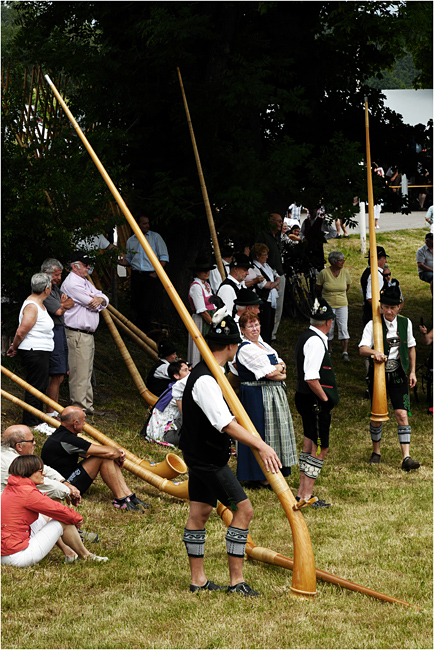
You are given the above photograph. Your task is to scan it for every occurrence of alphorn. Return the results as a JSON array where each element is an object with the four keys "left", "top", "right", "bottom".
[
  {"left": 1, "top": 388, "right": 188, "bottom": 500},
  {"left": 45, "top": 74, "right": 317, "bottom": 598},
  {"left": 106, "top": 304, "right": 158, "bottom": 352},
  {"left": 364, "top": 98, "right": 388, "bottom": 423},
  {"left": 177, "top": 67, "right": 225, "bottom": 285},
  {"left": 87, "top": 275, "right": 158, "bottom": 404},
  {"left": 217, "top": 505, "right": 419, "bottom": 610},
  {"left": 1, "top": 365, "right": 185, "bottom": 479},
  {"left": 110, "top": 312, "right": 159, "bottom": 360}
]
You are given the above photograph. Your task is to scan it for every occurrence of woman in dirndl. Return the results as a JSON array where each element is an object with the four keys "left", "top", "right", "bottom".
[
  {"left": 187, "top": 256, "right": 216, "bottom": 367},
  {"left": 235, "top": 310, "right": 298, "bottom": 488}
]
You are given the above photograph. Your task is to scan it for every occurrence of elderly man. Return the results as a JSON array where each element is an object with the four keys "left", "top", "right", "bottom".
[
  {"left": 121, "top": 215, "right": 169, "bottom": 334},
  {"left": 294, "top": 298, "right": 339, "bottom": 510},
  {"left": 41, "top": 258, "right": 74, "bottom": 419},
  {"left": 359, "top": 285, "right": 419, "bottom": 471},
  {"left": 416, "top": 232, "right": 433, "bottom": 294},
  {"left": 41, "top": 406, "right": 149, "bottom": 511},
  {"left": 217, "top": 254, "right": 252, "bottom": 316},
  {"left": 60, "top": 252, "right": 108, "bottom": 416}
]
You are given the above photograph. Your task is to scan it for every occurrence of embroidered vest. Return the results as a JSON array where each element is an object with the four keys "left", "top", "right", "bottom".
[
  {"left": 295, "top": 329, "right": 339, "bottom": 406},
  {"left": 382, "top": 315, "right": 409, "bottom": 373}
]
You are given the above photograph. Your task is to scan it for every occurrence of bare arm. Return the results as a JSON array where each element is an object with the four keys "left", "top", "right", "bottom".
[
  {"left": 53, "top": 294, "right": 75, "bottom": 316},
  {"left": 359, "top": 344, "right": 387, "bottom": 363},
  {"left": 408, "top": 346, "right": 417, "bottom": 388},
  {"left": 85, "top": 443, "right": 126, "bottom": 466},
  {"left": 7, "top": 304, "right": 38, "bottom": 357},
  {"left": 306, "top": 378, "right": 329, "bottom": 402},
  {"left": 223, "top": 420, "right": 282, "bottom": 474}
]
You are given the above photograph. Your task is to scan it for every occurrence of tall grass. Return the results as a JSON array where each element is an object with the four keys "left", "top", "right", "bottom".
[{"left": 1, "top": 228, "right": 432, "bottom": 649}]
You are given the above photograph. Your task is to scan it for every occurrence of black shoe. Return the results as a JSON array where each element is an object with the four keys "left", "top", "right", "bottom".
[
  {"left": 113, "top": 496, "right": 143, "bottom": 512},
  {"left": 227, "top": 582, "right": 259, "bottom": 597},
  {"left": 190, "top": 580, "right": 226, "bottom": 593},
  {"left": 311, "top": 499, "right": 331, "bottom": 509},
  {"left": 369, "top": 452, "right": 381, "bottom": 465},
  {"left": 401, "top": 457, "right": 420, "bottom": 472},
  {"left": 129, "top": 493, "right": 150, "bottom": 509}
]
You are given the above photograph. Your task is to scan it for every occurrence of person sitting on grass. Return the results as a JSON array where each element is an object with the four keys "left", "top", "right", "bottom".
[
  {"left": 41, "top": 406, "right": 149, "bottom": 512},
  {"left": 142, "top": 360, "right": 191, "bottom": 447},
  {"left": 1, "top": 455, "right": 108, "bottom": 567}
]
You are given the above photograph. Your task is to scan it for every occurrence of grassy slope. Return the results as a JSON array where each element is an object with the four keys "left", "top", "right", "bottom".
[{"left": 1, "top": 228, "right": 432, "bottom": 649}]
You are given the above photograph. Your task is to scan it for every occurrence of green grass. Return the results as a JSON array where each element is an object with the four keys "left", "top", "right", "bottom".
[{"left": 1, "top": 227, "right": 432, "bottom": 649}]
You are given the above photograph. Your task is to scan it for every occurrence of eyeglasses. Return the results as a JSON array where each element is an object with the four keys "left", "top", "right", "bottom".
[
  {"left": 17, "top": 438, "right": 35, "bottom": 445},
  {"left": 36, "top": 468, "right": 45, "bottom": 474}
]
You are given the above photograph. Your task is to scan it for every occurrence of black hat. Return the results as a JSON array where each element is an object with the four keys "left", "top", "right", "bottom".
[
  {"left": 311, "top": 297, "right": 335, "bottom": 321},
  {"left": 365, "top": 245, "right": 389, "bottom": 259},
  {"left": 229, "top": 253, "right": 253, "bottom": 269},
  {"left": 70, "top": 251, "right": 93, "bottom": 265},
  {"left": 221, "top": 245, "right": 235, "bottom": 258},
  {"left": 206, "top": 308, "right": 242, "bottom": 344},
  {"left": 425, "top": 232, "right": 433, "bottom": 239},
  {"left": 158, "top": 339, "right": 177, "bottom": 358},
  {"left": 234, "top": 288, "right": 263, "bottom": 307},
  {"left": 190, "top": 255, "right": 216, "bottom": 272},
  {"left": 379, "top": 285, "right": 402, "bottom": 306}
]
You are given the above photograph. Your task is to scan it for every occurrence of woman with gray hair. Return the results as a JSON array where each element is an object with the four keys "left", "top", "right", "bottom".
[
  {"left": 7, "top": 273, "right": 55, "bottom": 432},
  {"left": 316, "top": 251, "right": 351, "bottom": 361}
]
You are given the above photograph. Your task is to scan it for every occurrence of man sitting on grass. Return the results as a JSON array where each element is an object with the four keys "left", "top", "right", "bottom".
[{"left": 41, "top": 406, "right": 149, "bottom": 511}]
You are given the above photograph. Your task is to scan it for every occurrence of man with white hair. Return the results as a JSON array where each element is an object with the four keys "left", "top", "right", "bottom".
[
  {"left": 41, "top": 258, "right": 74, "bottom": 419},
  {"left": 60, "top": 252, "right": 109, "bottom": 416}
]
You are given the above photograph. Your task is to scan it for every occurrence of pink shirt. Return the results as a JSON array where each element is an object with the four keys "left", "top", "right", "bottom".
[{"left": 61, "top": 272, "right": 109, "bottom": 332}]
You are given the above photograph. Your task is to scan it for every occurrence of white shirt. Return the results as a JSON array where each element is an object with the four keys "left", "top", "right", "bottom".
[
  {"left": 154, "top": 359, "right": 170, "bottom": 380},
  {"left": 18, "top": 300, "right": 54, "bottom": 352},
  {"left": 303, "top": 326, "right": 329, "bottom": 381},
  {"left": 189, "top": 278, "right": 213, "bottom": 314},
  {"left": 192, "top": 366, "right": 235, "bottom": 432},
  {"left": 237, "top": 340, "right": 281, "bottom": 379},
  {"left": 366, "top": 267, "right": 384, "bottom": 301},
  {"left": 217, "top": 276, "right": 246, "bottom": 316},
  {"left": 359, "top": 316, "right": 416, "bottom": 360}
]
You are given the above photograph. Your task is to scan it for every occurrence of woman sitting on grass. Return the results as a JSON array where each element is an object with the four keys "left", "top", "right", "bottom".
[
  {"left": 1, "top": 455, "right": 107, "bottom": 567},
  {"left": 142, "top": 360, "right": 191, "bottom": 447}
]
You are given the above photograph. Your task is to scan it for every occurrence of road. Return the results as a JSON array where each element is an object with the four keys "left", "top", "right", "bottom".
[{"left": 299, "top": 209, "right": 429, "bottom": 234}]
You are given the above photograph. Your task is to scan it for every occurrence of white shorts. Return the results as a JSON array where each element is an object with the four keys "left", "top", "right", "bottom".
[
  {"left": 328, "top": 306, "right": 349, "bottom": 341},
  {"left": 1, "top": 516, "right": 63, "bottom": 567}
]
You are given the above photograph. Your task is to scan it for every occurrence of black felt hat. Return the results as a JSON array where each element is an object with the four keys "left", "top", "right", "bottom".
[
  {"left": 311, "top": 297, "right": 335, "bottom": 320},
  {"left": 365, "top": 245, "right": 389, "bottom": 259},
  {"left": 189, "top": 255, "right": 216, "bottom": 272},
  {"left": 229, "top": 253, "right": 253, "bottom": 269},
  {"left": 234, "top": 288, "right": 263, "bottom": 306},
  {"left": 158, "top": 339, "right": 177, "bottom": 358},
  {"left": 379, "top": 285, "right": 402, "bottom": 306},
  {"left": 70, "top": 251, "right": 93, "bottom": 265},
  {"left": 206, "top": 308, "right": 242, "bottom": 344}
]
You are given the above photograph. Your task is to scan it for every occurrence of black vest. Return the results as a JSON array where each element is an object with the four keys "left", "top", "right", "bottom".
[
  {"left": 295, "top": 329, "right": 339, "bottom": 406},
  {"left": 179, "top": 361, "right": 232, "bottom": 467},
  {"left": 146, "top": 360, "right": 171, "bottom": 397},
  {"left": 217, "top": 277, "right": 242, "bottom": 316}
]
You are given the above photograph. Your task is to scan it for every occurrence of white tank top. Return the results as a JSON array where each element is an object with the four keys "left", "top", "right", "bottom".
[{"left": 18, "top": 300, "right": 54, "bottom": 352}]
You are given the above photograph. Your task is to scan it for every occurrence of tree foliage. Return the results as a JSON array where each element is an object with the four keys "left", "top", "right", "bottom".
[{"left": 2, "top": 1, "right": 432, "bottom": 318}]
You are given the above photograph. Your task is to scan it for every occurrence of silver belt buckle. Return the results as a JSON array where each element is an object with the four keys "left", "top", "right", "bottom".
[{"left": 385, "top": 359, "right": 400, "bottom": 373}]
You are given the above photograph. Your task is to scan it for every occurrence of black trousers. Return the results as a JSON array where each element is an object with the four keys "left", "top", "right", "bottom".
[
  {"left": 19, "top": 349, "right": 51, "bottom": 427},
  {"left": 131, "top": 271, "right": 165, "bottom": 333},
  {"left": 294, "top": 391, "right": 333, "bottom": 449}
]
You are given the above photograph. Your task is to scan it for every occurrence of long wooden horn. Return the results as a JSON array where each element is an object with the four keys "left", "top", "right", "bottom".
[
  {"left": 110, "top": 312, "right": 159, "bottom": 360},
  {"left": 364, "top": 98, "right": 388, "bottom": 423},
  {"left": 106, "top": 304, "right": 158, "bottom": 352},
  {"left": 45, "top": 75, "right": 317, "bottom": 598},
  {"left": 1, "top": 387, "right": 188, "bottom": 499},
  {"left": 217, "top": 504, "right": 419, "bottom": 610},
  {"left": 176, "top": 67, "right": 225, "bottom": 284},
  {"left": 1, "top": 366, "right": 185, "bottom": 478}
]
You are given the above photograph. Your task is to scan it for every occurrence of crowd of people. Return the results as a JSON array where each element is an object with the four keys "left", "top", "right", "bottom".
[{"left": 2, "top": 205, "right": 431, "bottom": 591}]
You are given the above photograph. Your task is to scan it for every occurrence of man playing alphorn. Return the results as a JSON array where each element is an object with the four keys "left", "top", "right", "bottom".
[
  {"left": 359, "top": 285, "right": 420, "bottom": 471},
  {"left": 179, "top": 308, "right": 281, "bottom": 596}
]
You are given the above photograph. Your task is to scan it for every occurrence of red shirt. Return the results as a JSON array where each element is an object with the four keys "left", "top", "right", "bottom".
[{"left": 1, "top": 475, "right": 82, "bottom": 556}]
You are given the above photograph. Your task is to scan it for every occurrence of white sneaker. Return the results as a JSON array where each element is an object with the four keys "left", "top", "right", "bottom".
[
  {"left": 33, "top": 422, "right": 56, "bottom": 435},
  {"left": 64, "top": 553, "right": 78, "bottom": 564},
  {"left": 81, "top": 553, "right": 109, "bottom": 562}
]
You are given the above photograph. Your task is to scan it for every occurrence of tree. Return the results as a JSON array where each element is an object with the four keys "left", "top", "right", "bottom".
[{"left": 2, "top": 1, "right": 432, "bottom": 325}]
